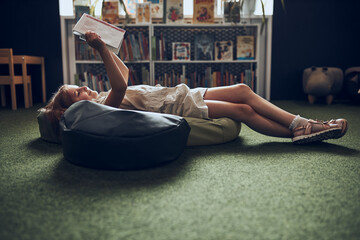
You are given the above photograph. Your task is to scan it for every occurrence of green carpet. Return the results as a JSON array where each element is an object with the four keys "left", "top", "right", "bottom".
[{"left": 0, "top": 101, "right": 359, "bottom": 240}]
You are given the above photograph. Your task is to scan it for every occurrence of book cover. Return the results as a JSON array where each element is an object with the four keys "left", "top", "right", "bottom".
[
  {"left": 73, "top": 13, "right": 126, "bottom": 54},
  {"left": 223, "top": 1, "right": 240, "bottom": 23},
  {"left": 145, "top": 0, "right": 164, "bottom": 18},
  {"left": 236, "top": 36, "right": 255, "bottom": 60},
  {"left": 136, "top": 2, "right": 151, "bottom": 24},
  {"left": 124, "top": 0, "right": 139, "bottom": 16},
  {"left": 193, "top": 0, "right": 215, "bottom": 24},
  {"left": 151, "top": 36, "right": 157, "bottom": 60},
  {"left": 165, "top": 0, "right": 184, "bottom": 24},
  {"left": 172, "top": 42, "right": 191, "bottom": 61},
  {"left": 194, "top": 34, "right": 214, "bottom": 60},
  {"left": 214, "top": 40, "right": 233, "bottom": 61},
  {"left": 102, "top": 1, "right": 120, "bottom": 24}
]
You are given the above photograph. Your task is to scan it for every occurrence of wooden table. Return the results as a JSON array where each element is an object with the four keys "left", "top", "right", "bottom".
[{"left": 13, "top": 55, "right": 46, "bottom": 107}]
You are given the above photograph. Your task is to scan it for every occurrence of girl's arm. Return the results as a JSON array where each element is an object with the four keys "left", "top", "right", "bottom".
[
  {"left": 111, "top": 52, "right": 129, "bottom": 82},
  {"left": 85, "top": 31, "right": 129, "bottom": 108}
]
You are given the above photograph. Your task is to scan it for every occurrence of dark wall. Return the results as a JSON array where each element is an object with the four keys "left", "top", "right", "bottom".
[
  {"left": 0, "top": 0, "right": 63, "bottom": 104},
  {"left": 271, "top": 0, "right": 360, "bottom": 100}
]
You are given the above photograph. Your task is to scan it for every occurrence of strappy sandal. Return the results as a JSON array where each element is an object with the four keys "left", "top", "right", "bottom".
[
  {"left": 292, "top": 119, "right": 343, "bottom": 144},
  {"left": 327, "top": 118, "right": 348, "bottom": 139}
]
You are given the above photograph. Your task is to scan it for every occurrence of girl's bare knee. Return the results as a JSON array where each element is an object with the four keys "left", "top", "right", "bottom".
[
  {"left": 234, "top": 84, "right": 253, "bottom": 102},
  {"left": 234, "top": 104, "right": 255, "bottom": 121},
  {"left": 236, "top": 83, "right": 252, "bottom": 93}
]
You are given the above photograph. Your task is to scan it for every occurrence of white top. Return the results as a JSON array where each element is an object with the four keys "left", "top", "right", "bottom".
[{"left": 96, "top": 84, "right": 209, "bottom": 119}]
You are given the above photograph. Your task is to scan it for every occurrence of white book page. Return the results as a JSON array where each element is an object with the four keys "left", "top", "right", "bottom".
[{"left": 73, "top": 14, "right": 126, "bottom": 54}]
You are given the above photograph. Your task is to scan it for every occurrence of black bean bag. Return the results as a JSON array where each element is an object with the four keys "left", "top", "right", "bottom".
[{"left": 59, "top": 100, "right": 190, "bottom": 170}]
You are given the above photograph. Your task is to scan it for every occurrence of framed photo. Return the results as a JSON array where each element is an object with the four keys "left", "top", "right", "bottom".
[
  {"left": 236, "top": 36, "right": 255, "bottom": 60},
  {"left": 166, "top": 0, "right": 184, "bottom": 24},
  {"left": 194, "top": 33, "right": 214, "bottom": 60},
  {"left": 214, "top": 40, "right": 233, "bottom": 61},
  {"left": 145, "top": 0, "right": 164, "bottom": 18},
  {"left": 172, "top": 42, "right": 191, "bottom": 61},
  {"left": 136, "top": 2, "right": 151, "bottom": 24}
]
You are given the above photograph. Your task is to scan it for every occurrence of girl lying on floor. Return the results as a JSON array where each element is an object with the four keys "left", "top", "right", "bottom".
[{"left": 42, "top": 31, "right": 348, "bottom": 144}]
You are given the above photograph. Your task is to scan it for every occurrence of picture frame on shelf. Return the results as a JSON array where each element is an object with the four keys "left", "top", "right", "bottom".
[
  {"left": 236, "top": 36, "right": 255, "bottom": 60},
  {"left": 193, "top": 0, "right": 215, "bottom": 24},
  {"left": 194, "top": 33, "right": 214, "bottom": 61},
  {"left": 145, "top": 0, "right": 164, "bottom": 19},
  {"left": 136, "top": 2, "right": 151, "bottom": 24},
  {"left": 172, "top": 42, "right": 191, "bottom": 61},
  {"left": 102, "top": 0, "right": 120, "bottom": 24},
  {"left": 214, "top": 40, "right": 233, "bottom": 61},
  {"left": 165, "top": 0, "right": 184, "bottom": 24}
]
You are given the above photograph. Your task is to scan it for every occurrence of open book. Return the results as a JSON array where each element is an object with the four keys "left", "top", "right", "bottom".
[{"left": 73, "top": 13, "right": 126, "bottom": 54}]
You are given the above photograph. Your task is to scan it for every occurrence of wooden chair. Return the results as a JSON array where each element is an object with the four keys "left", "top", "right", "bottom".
[{"left": 0, "top": 48, "right": 32, "bottom": 110}]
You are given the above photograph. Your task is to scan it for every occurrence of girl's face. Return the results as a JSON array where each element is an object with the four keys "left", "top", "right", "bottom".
[{"left": 67, "top": 85, "right": 98, "bottom": 102}]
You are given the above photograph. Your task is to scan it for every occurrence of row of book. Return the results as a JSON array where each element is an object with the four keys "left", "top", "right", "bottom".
[
  {"left": 74, "top": 66, "right": 255, "bottom": 92},
  {"left": 128, "top": 66, "right": 150, "bottom": 86},
  {"left": 74, "top": 72, "right": 111, "bottom": 92},
  {"left": 75, "top": 38, "right": 102, "bottom": 61},
  {"left": 74, "top": 66, "right": 150, "bottom": 91},
  {"left": 152, "top": 34, "right": 255, "bottom": 61},
  {"left": 119, "top": 32, "right": 150, "bottom": 61},
  {"left": 154, "top": 66, "right": 256, "bottom": 90}
]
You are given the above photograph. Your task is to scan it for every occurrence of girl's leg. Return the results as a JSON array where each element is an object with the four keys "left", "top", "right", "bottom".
[
  {"left": 204, "top": 84, "right": 296, "bottom": 127},
  {"left": 204, "top": 84, "right": 348, "bottom": 142},
  {"left": 205, "top": 100, "right": 293, "bottom": 138}
]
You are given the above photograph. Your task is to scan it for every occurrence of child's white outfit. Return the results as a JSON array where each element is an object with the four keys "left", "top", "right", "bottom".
[{"left": 96, "top": 83, "right": 209, "bottom": 119}]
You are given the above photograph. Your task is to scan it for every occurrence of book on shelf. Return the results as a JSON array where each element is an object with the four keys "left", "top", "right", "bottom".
[
  {"left": 240, "top": 69, "right": 255, "bottom": 90},
  {"left": 155, "top": 65, "right": 255, "bottom": 89},
  {"left": 129, "top": 34, "right": 141, "bottom": 60},
  {"left": 102, "top": 0, "right": 120, "bottom": 24},
  {"left": 75, "top": 38, "right": 102, "bottom": 61},
  {"left": 150, "top": 34, "right": 167, "bottom": 60},
  {"left": 165, "top": 0, "right": 184, "bottom": 24},
  {"left": 124, "top": 0, "right": 137, "bottom": 15},
  {"left": 145, "top": 0, "right": 164, "bottom": 19},
  {"left": 194, "top": 33, "right": 214, "bottom": 60},
  {"left": 119, "top": 32, "right": 149, "bottom": 61},
  {"left": 193, "top": 0, "right": 215, "bottom": 24},
  {"left": 136, "top": 2, "right": 151, "bottom": 24},
  {"left": 214, "top": 40, "right": 233, "bottom": 61},
  {"left": 172, "top": 42, "right": 191, "bottom": 61},
  {"left": 151, "top": 36, "right": 157, "bottom": 60},
  {"left": 76, "top": 72, "right": 111, "bottom": 92},
  {"left": 223, "top": 1, "right": 240, "bottom": 23},
  {"left": 73, "top": 13, "right": 126, "bottom": 54},
  {"left": 236, "top": 36, "right": 255, "bottom": 60},
  {"left": 159, "top": 32, "right": 168, "bottom": 60},
  {"left": 128, "top": 66, "right": 150, "bottom": 85}
]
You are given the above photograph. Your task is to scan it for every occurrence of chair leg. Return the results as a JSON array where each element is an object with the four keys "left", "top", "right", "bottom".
[
  {"left": 10, "top": 83, "right": 17, "bottom": 110},
  {"left": 23, "top": 81, "right": 29, "bottom": 109},
  {"left": 0, "top": 86, "right": 6, "bottom": 107},
  {"left": 28, "top": 77, "right": 33, "bottom": 107}
]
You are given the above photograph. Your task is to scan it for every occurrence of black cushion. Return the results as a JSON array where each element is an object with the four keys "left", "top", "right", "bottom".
[{"left": 60, "top": 100, "right": 190, "bottom": 170}]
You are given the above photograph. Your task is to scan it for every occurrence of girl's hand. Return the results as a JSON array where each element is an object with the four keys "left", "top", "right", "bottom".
[{"left": 85, "top": 31, "right": 106, "bottom": 51}]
